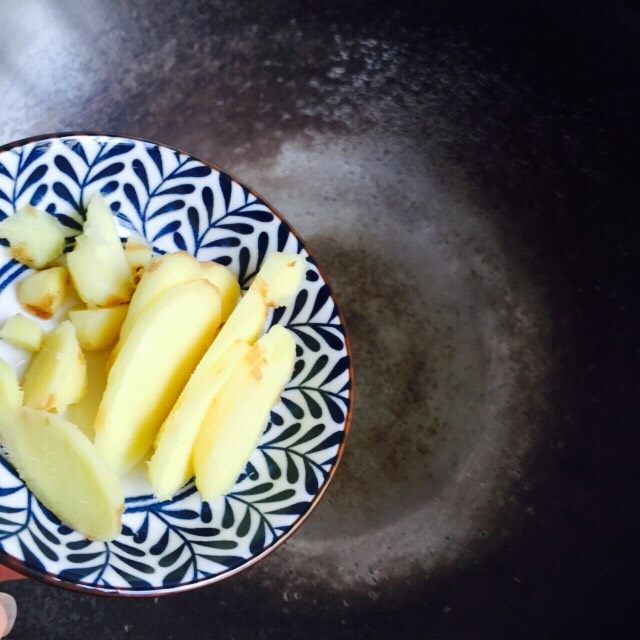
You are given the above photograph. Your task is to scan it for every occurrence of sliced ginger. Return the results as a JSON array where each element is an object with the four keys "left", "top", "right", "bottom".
[
  {"left": 67, "top": 195, "right": 133, "bottom": 307},
  {"left": 94, "top": 279, "right": 222, "bottom": 475},
  {"left": 148, "top": 340, "right": 251, "bottom": 499},
  {"left": 0, "top": 205, "right": 66, "bottom": 269},
  {"left": 17, "top": 266, "right": 69, "bottom": 319},
  {"left": 0, "top": 407, "right": 123, "bottom": 541},
  {"left": 0, "top": 314, "right": 45, "bottom": 352},
  {"left": 194, "top": 326, "right": 296, "bottom": 502},
  {"left": 0, "top": 358, "right": 23, "bottom": 412},
  {"left": 148, "top": 252, "right": 302, "bottom": 500},
  {"left": 69, "top": 305, "right": 128, "bottom": 352},
  {"left": 124, "top": 233, "right": 153, "bottom": 282},
  {"left": 22, "top": 320, "right": 87, "bottom": 413}
]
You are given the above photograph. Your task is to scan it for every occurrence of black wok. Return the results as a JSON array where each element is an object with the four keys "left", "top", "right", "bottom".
[{"left": 0, "top": 0, "right": 637, "bottom": 637}]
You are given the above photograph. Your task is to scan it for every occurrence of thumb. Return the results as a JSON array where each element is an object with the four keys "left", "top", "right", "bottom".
[{"left": 0, "top": 593, "right": 16, "bottom": 637}]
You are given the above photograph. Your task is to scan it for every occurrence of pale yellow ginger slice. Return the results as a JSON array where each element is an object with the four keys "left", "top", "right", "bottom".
[
  {"left": 69, "top": 305, "right": 128, "bottom": 352},
  {"left": 16, "top": 266, "right": 68, "bottom": 319},
  {"left": 194, "top": 326, "right": 296, "bottom": 502},
  {"left": 148, "top": 340, "right": 251, "bottom": 499},
  {"left": 0, "top": 358, "right": 22, "bottom": 412},
  {"left": 149, "top": 252, "right": 302, "bottom": 499},
  {"left": 124, "top": 233, "right": 153, "bottom": 282},
  {"left": 22, "top": 320, "right": 87, "bottom": 413},
  {"left": 0, "top": 314, "right": 45, "bottom": 352},
  {"left": 251, "top": 252, "right": 304, "bottom": 307},
  {"left": 116, "top": 251, "right": 201, "bottom": 347},
  {"left": 66, "top": 350, "right": 110, "bottom": 440},
  {"left": 0, "top": 205, "right": 66, "bottom": 269},
  {"left": 0, "top": 407, "right": 124, "bottom": 541},
  {"left": 111, "top": 254, "right": 241, "bottom": 369},
  {"left": 67, "top": 195, "right": 134, "bottom": 307},
  {"left": 94, "top": 279, "right": 221, "bottom": 475},
  {"left": 199, "top": 261, "right": 241, "bottom": 322}
]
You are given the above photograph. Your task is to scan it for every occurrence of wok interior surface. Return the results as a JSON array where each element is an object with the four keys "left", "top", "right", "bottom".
[{"left": 0, "top": 1, "right": 638, "bottom": 637}]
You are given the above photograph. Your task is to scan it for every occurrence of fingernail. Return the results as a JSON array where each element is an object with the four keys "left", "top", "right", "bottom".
[{"left": 0, "top": 593, "right": 16, "bottom": 637}]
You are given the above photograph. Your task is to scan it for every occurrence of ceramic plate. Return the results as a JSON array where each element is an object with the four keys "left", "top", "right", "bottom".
[{"left": 0, "top": 133, "right": 353, "bottom": 595}]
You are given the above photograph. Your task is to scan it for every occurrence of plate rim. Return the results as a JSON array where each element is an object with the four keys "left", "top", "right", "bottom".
[{"left": 0, "top": 131, "right": 355, "bottom": 597}]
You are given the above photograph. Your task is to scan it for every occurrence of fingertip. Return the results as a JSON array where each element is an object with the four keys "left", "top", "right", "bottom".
[{"left": 0, "top": 593, "right": 16, "bottom": 637}]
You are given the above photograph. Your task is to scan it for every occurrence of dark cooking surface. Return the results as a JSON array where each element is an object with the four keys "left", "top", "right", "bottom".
[{"left": 1, "top": 1, "right": 638, "bottom": 637}]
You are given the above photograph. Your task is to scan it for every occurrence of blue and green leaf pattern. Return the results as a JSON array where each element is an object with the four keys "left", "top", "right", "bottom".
[{"left": 0, "top": 135, "right": 351, "bottom": 594}]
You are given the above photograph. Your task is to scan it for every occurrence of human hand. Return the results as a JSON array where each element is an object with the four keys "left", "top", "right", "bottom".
[{"left": 0, "top": 567, "right": 21, "bottom": 637}]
